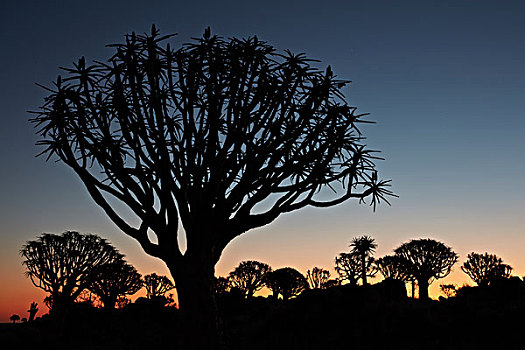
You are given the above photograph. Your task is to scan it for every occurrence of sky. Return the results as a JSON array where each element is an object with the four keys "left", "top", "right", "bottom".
[{"left": 1, "top": 0, "right": 524, "bottom": 321}]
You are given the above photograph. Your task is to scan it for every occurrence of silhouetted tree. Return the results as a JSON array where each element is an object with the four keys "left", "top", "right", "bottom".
[
  {"left": 265, "top": 267, "right": 308, "bottom": 300},
  {"left": 394, "top": 239, "right": 458, "bottom": 300},
  {"left": 31, "top": 26, "right": 394, "bottom": 348},
  {"left": 21, "top": 318, "right": 27, "bottom": 323},
  {"left": 322, "top": 278, "right": 341, "bottom": 288},
  {"left": 375, "top": 255, "right": 411, "bottom": 281},
  {"left": 143, "top": 273, "right": 175, "bottom": 299},
  {"left": 461, "top": 252, "right": 512, "bottom": 287},
  {"left": 89, "top": 258, "right": 143, "bottom": 310},
  {"left": 228, "top": 260, "right": 272, "bottom": 298},
  {"left": 27, "top": 302, "right": 38, "bottom": 322},
  {"left": 306, "top": 267, "right": 331, "bottom": 289},
  {"left": 20, "top": 231, "right": 121, "bottom": 314},
  {"left": 10, "top": 314, "right": 20, "bottom": 324},
  {"left": 440, "top": 283, "right": 457, "bottom": 298},
  {"left": 214, "top": 276, "right": 230, "bottom": 295},
  {"left": 335, "top": 252, "right": 376, "bottom": 286},
  {"left": 350, "top": 235, "right": 377, "bottom": 285}
]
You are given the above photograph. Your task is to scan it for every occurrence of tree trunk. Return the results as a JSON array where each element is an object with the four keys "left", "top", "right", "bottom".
[
  {"left": 361, "top": 255, "right": 367, "bottom": 286},
  {"left": 418, "top": 279, "right": 429, "bottom": 300},
  {"left": 169, "top": 257, "right": 223, "bottom": 350}
]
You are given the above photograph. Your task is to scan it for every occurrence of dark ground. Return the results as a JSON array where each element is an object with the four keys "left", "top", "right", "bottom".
[{"left": 2, "top": 280, "right": 525, "bottom": 350}]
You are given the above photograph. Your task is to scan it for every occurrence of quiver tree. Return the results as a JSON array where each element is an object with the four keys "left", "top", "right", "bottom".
[
  {"left": 375, "top": 255, "right": 411, "bottom": 282},
  {"left": 350, "top": 235, "right": 377, "bottom": 285},
  {"left": 265, "top": 267, "right": 308, "bottom": 300},
  {"left": 31, "top": 26, "right": 394, "bottom": 348},
  {"left": 214, "top": 276, "right": 230, "bottom": 295},
  {"left": 306, "top": 267, "right": 331, "bottom": 289},
  {"left": 20, "top": 231, "right": 121, "bottom": 315},
  {"left": 228, "top": 260, "right": 271, "bottom": 298},
  {"left": 89, "top": 258, "right": 143, "bottom": 310},
  {"left": 394, "top": 239, "right": 458, "bottom": 300},
  {"left": 143, "top": 273, "right": 175, "bottom": 300},
  {"left": 27, "top": 302, "right": 38, "bottom": 322},
  {"left": 461, "top": 252, "right": 512, "bottom": 287},
  {"left": 335, "top": 252, "right": 376, "bottom": 286}
]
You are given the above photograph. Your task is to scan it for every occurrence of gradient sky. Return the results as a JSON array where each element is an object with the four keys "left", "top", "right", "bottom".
[{"left": 1, "top": 0, "right": 524, "bottom": 321}]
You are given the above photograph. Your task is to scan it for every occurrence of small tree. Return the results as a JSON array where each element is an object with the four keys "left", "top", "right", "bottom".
[
  {"left": 306, "top": 267, "right": 331, "bottom": 289},
  {"left": 350, "top": 235, "right": 377, "bottom": 286},
  {"left": 214, "top": 276, "right": 230, "bottom": 295},
  {"left": 10, "top": 314, "right": 20, "bottom": 324},
  {"left": 20, "top": 231, "right": 121, "bottom": 314},
  {"left": 265, "top": 268, "right": 308, "bottom": 300},
  {"left": 228, "top": 260, "right": 272, "bottom": 298},
  {"left": 335, "top": 252, "right": 376, "bottom": 286},
  {"left": 143, "top": 273, "right": 175, "bottom": 299},
  {"left": 461, "top": 252, "right": 512, "bottom": 287},
  {"left": 375, "top": 255, "right": 412, "bottom": 281},
  {"left": 89, "top": 258, "right": 143, "bottom": 310},
  {"left": 27, "top": 302, "right": 38, "bottom": 322},
  {"left": 440, "top": 283, "right": 457, "bottom": 298},
  {"left": 394, "top": 239, "right": 458, "bottom": 300}
]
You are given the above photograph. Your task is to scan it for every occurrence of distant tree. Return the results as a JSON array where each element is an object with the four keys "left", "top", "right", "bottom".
[
  {"left": 375, "top": 255, "right": 411, "bottom": 282},
  {"left": 394, "top": 239, "right": 458, "bottom": 300},
  {"left": 461, "top": 252, "right": 512, "bottom": 287},
  {"left": 20, "top": 231, "right": 121, "bottom": 314},
  {"left": 76, "top": 289, "right": 100, "bottom": 307},
  {"left": 350, "top": 235, "right": 378, "bottom": 285},
  {"left": 322, "top": 279, "right": 341, "bottom": 288},
  {"left": 335, "top": 252, "right": 376, "bottom": 286},
  {"left": 89, "top": 258, "right": 143, "bottom": 310},
  {"left": 143, "top": 273, "right": 175, "bottom": 299},
  {"left": 10, "top": 314, "right": 20, "bottom": 324},
  {"left": 27, "top": 302, "right": 38, "bottom": 322},
  {"left": 306, "top": 267, "right": 331, "bottom": 289},
  {"left": 228, "top": 260, "right": 272, "bottom": 298},
  {"left": 116, "top": 296, "right": 132, "bottom": 309},
  {"left": 214, "top": 276, "right": 230, "bottom": 295},
  {"left": 31, "top": 26, "right": 395, "bottom": 349},
  {"left": 265, "top": 268, "right": 308, "bottom": 300},
  {"left": 440, "top": 283, "right": 457, "bottom": 298},
  {"left": 21, "top": 318, "right": 27, "bottom": 323}
]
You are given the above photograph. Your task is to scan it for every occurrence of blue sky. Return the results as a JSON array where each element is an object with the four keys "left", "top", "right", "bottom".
[{"left": 1, "top": 0, "right": 524, "bottom": 319}]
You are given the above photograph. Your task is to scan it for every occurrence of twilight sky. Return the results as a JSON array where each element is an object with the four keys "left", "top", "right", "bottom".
[{"left": 1, "top": 0, "right": 524, "bottom": 321}]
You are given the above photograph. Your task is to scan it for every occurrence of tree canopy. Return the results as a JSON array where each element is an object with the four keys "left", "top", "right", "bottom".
[
  {"left": 349, "top": 235, "right": 377, "bottom": 285},
  {"left": 143, "top": 273, "right": 175, "bottom": 299},
  {"left": 20, "top": 231, "right": 121, "bottom": 314},
  {"left": 306, "top": 267, "right": 331, "bottom": 289},
  {"left": 265, "top": 267, "right": 308, "bottom": 300}
]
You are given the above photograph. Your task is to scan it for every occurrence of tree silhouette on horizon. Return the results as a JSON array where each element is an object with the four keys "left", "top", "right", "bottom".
[
  {"left": 350, "top": 235, "right": 377, "bottom": 286},
  {"left": 265, "top": 267, "right": 308, "bottom": 300},
  {"left": 10, "top": 314, "right": 20, "bottom": 324},
  {"left": 89, "top": 258, "right": 143, "bottom": 310},
  {"left": 143, "top": 273, "right": 175, "bottom": 301},
  {"left": 31, "top": 25, "right": 394, "bottom": 349},
  {"left": 20, "top": 231, "right": 121, "bottom": 315},
  {"left": 461, "top": 252, "right": 512, "bottom": 287},
  {"left": 306, "top": 267, "right": 331, "bottom": 289},
  {"left": 228, "top": 260, "right": 272, "bottom": 298},
  {"left": 394, "top": 238, "right": 458, "bottom": 300}
]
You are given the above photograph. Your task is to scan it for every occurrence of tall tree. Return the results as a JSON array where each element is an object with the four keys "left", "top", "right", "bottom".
[
  {"left": 306, "top": 267, "right": 331, "bottom": 289},
  {"left": 265, "top": 267, "right": 308, "bottom": 300},
  {"left": 349, "top": 235, "right": 377, "bottom": 286},
  {"left": 20, "top": 231, "right": 121, "bottom": 314},
  {"left": 27, "top": 302, "right": 38, "bottom": 322},
  {"left": 143, "top": 273, "right": 175, "bottom": 299},
  {"left": 31, "top": 26, "right": 394, "bottom": 348},
  {"left": 461, "top": 252, "right": 512, "bottom": 286},
  {"left": 394, "top": 239, "right": 458, "bottom": 300},
  {"left": 228, "top": 260, "right": 271, "bottom": 298},
  {"left": 89, "top": 258, "right": 143, "bottom": 310}
]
